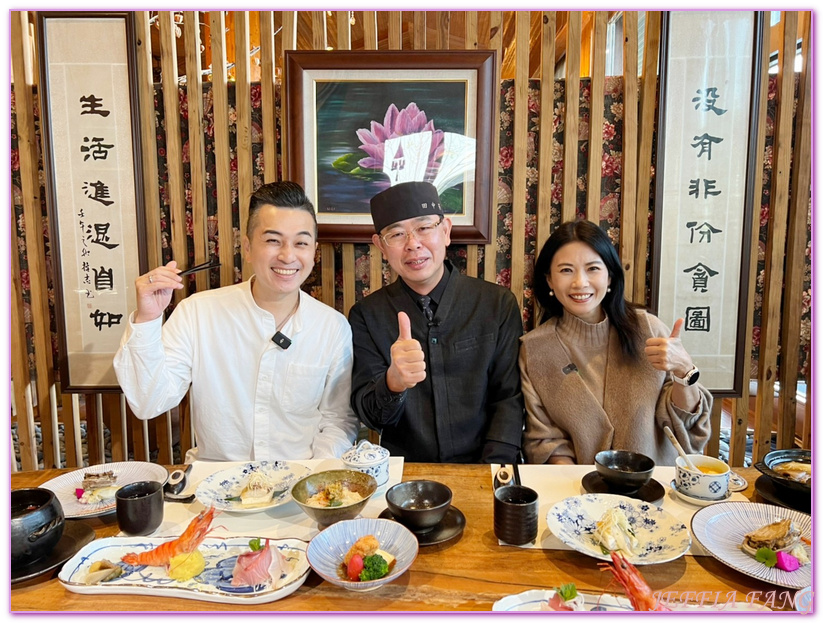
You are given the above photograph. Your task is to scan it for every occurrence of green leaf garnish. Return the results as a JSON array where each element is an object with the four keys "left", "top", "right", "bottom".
[
  {"left": 328, "top": 499, "right": 343, "bottom": 507},
  {"left": 224, "top": 495, "right": 242, "bottom": 502},
  {"left": 555, "top": 583, "right": 578, "bottom": 602},
  {"left": 755, "top": 547, "right": 777, "bottom": 568},
  {"left": 249, "top": 538, "right": 262, "bottom": 551}
]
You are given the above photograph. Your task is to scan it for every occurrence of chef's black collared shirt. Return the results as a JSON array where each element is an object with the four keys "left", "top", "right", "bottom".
[{"left": 348, "top": 260, "right": 524, "bottom": 464}]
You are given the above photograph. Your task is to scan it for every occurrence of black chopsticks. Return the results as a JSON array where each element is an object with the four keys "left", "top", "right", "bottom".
[
  {"left": 179, "top": 260, "right": 220, "bottom": 276},
  {"left": 512, "top": 461, "right": 522, "bottom": 486}
]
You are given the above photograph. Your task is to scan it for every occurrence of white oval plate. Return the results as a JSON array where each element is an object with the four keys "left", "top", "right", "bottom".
[
  {"left": 492, "top": 589, "right": 771, "bottom": 612},
  {"left": 58, "top": 535, "right": 310, "bottom": 605},
  {"left": 195, "top": 461, "right": 311, "bottom": 513},
  {"left": 670, "top": 480, "right": 731, "bottom": 507},
  {"left": 40, "top": 461, "right": 169, "bottom": 519},
  {"left": 546, "top": 493, "right": 691, "bottom": 565},
  {"left": 691, "top": 502, "right": 811, "bottom": 590}
]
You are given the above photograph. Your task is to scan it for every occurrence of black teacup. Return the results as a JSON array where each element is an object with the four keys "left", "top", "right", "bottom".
[
  {"left": 116, "top": 481, "right": 164, "bottom": 536},
  {"left": 494, "top": 485, "right": 538, "bottom": 545}
]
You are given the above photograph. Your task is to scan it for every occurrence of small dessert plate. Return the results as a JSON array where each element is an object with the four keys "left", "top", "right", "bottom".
[{"left": 670, "top": 480, "right": 731, "bottom": 506}]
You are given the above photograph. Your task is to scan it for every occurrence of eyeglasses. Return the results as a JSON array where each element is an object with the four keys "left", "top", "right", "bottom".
[{"left": 380, "top": 218, "right": 443, "bottom": 248}]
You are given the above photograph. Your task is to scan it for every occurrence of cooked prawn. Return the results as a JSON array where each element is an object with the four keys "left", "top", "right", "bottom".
[
  {"left": 599, "top": 551, "right": 671, "bottom": 611},
  {"left": 343, "top": 535, "right": 379, "bottom": 565},
  {"left": 121, "top": 506, "right": 217, "bottom": 567}
]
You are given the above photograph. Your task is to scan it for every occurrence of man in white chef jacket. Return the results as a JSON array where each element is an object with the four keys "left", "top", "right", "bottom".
[{"left": 114, "top": 181, "right": 358, "bottom": 462}]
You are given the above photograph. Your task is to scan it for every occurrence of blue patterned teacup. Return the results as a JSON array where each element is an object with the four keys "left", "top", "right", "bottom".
[
  {"left": 674, "top": 455, "right": 730, "bottom": 500},
  {"left": 342, "top": 440, "right": 390, "bottom": 486}
]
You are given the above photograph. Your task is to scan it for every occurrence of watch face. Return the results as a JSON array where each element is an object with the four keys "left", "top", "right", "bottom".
[{"left": 687, "top": 369, "right": 700, "bottom": 385}]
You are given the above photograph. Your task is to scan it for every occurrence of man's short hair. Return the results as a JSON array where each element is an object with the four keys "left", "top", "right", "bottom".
[{"left": 247, "top": 181, "right": 317, "bottom": 237}]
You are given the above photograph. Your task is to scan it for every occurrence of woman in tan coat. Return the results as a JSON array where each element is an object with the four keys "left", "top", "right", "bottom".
[{"left": 520, "top": 220, "right": 712, "bottom": 465}]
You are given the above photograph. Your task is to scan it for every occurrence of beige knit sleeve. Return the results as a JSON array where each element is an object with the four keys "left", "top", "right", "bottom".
[
  {"left": 519, "top": 347, "right": 576, "bottom": 463},
  {"left": 655, "top": 380, "right": 713, "bottom": 453}
]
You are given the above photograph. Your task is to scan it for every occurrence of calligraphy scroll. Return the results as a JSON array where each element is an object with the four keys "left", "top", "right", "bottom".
[
  {"left": 37, "top": 12, "right": 146, "bottom": 391},
  {"left": 651, "top": 11, "right": 765, "bottom": 396}
]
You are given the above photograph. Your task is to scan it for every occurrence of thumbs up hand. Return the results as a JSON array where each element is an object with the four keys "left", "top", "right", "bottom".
[
  {"left": 644, "top": 318, "right": 693, "bottom": 376},
  {"left": 386, "top": 311, "right": 426, "bottom": 392}
]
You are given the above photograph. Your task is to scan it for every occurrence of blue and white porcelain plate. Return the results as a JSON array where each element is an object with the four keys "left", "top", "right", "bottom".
[
  {"left": 691, "top": 502, "right": 811, "bottom": 590},
  {"left": 492, "top": 589, "right": 771, "bottom": 611},
  {"left": 195, "top": 461, "right": 311, "bottom": 513},
  {"left": 58, "top": 535, "right": 310, "bottom": 604},
  {"left": 546, "top": 494, "right": 691, "bottom": 565}
]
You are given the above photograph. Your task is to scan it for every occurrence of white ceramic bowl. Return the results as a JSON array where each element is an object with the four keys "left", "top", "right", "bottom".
[
  {"left": 675, "top": 455, "right": 730, "bottom": 500},
  {"left": 306, "top": 517, "right": 418, "bottom": 592},
  {"left": 341, "top": 440, "right": 390, "bottom": 486}
]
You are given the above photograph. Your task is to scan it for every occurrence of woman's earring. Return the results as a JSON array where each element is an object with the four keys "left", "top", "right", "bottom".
[
  {"left": 549, "top": 290, "right": 554, "bottom": 297},
  {"left": 607, "top": 287, "right": 611, "bottom": 293}
]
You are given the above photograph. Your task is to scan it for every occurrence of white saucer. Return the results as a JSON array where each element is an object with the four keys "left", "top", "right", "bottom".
[
  {"left": 728, "top": 471, "right": 748, "bottom": 492},
  {"left": 670, "top": 481, "right": 731, "bottom": 506}
]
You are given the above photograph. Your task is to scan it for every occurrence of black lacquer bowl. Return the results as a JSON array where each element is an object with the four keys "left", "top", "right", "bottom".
[
  {"left": 754, "top": 449, "right": 811, "bottom": 496},
  {"left": 386, "top": 480, "right": 452, "bottom": 532},
  {"left": 594, "top": 450, "right": 655, "bottom": 493},
  {"left": 11, "top": 488, "right": 66, "bottom": 569}
]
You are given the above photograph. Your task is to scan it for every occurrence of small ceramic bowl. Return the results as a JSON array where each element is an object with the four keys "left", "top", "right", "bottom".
[
  {"left": 306, "top": 517, "right": 418, "bottom": 592},
  {"left": 594, "top": 450, "right": 655, "bottom": 493},
  {"left": 291, "top": 469, "right": 377, "bottom": 527},
  {"left": 341, "top": 440, "right": 390, "bottom": 486},
  {"left": 386, "top": 480, "right": 452, "bottom": 532},
  {"left": 675, "top": 455, "right": 730, "bottom": 500},
  {"left": 11, "top": 488, "right": 66, "bottom": 569}
]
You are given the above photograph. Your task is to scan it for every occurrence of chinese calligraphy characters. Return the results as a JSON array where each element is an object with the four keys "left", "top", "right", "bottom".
[
  {"left": 76, "top": 93, "right": 122, "bottom": 331},
  {"left": 680, "top": 86, "right": 731, "bottom": 333}
]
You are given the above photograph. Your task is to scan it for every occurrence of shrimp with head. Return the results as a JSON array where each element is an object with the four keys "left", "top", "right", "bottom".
[
  {"left": 599, "top": 551, "right": 671, "bottom": 611},
  {"left": 121, "top": 506, "right": 219, "bottom": 567}
]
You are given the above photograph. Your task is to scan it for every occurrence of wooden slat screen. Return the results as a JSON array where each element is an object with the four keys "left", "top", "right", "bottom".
[
  {"left": 12, "top": 10, "right": 57, "bottom": 468},
  {"left": 777, "top": 12, "right": 811, "bottom": 449},
  {"left": 484, "top": 10, "right": 503, "bottom": 284},
  {"left": 585, "top": 11, "right": 607, "bottom": 223},
  {"left": 184, "top": 11, "right": 209, "bottom": 293},
  {"left": 620, "top": 12, "right": 639, "bottom": 302},
  {"left": 754, "top": 12, "right": 798, "bottom": 463},
  {"left": 158, "top": 12, "right": 189, "bottom": 301},
  {"left": 9, "top": 11, "right": 811, "bottom": 470},
  {"left": 259, "top": 12, "right": 277, "bottom": 184},
  {"left": 510, "top": 11, "right": 530, "bottom": 311},
  {"left": 632, "top": 10, "right": 661, "bottom": 304},
  {"left": 561, "top": 12, "right": 581, "bottom": 222},
  {"left": 729, "top": 15, "right": 772, "bottom": 468}
]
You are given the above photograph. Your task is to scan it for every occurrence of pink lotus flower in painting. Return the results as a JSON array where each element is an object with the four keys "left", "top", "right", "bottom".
[{"left": 355, "top": 102, "right": 445, "bottom": 180}]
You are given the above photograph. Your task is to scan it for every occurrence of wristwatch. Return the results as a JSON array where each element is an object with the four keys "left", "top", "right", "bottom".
[{"left": 672, "top": 365, "right": 700, "bottom": 386}]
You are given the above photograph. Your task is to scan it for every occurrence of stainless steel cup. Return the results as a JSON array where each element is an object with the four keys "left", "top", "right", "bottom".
[
  {"left": 116, "top": 480, "right": 164, "bottom": 536},
  {"left": 493, "top": 484, "right": 538, "bottom": 545}
]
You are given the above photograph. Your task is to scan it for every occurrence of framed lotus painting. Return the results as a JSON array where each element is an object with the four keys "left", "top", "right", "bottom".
[{"left": 284, "top": 50, "right": 496, "bottom": 243}]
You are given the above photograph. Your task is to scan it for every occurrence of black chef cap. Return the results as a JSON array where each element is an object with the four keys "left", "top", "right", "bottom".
[{"left": 369, "top": 181, "right": 443, "bottom": 233}]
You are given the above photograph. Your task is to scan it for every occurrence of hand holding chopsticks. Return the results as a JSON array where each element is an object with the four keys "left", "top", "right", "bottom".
[
  {"left": 178, "top": 259, "right": 220, "bottom": 277},
  {"left": 135, "top": 259, "right": 218, "bottom": 323}
]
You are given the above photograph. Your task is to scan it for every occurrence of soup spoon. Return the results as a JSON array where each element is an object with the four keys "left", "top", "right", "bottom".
[{"left": 663, "top": 426, "right": 698, "bottom": 471}]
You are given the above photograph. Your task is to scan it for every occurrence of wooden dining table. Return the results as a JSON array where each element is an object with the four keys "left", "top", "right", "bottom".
[{"left": 10, "top": 464, "right": 802, "bottom": 612}]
